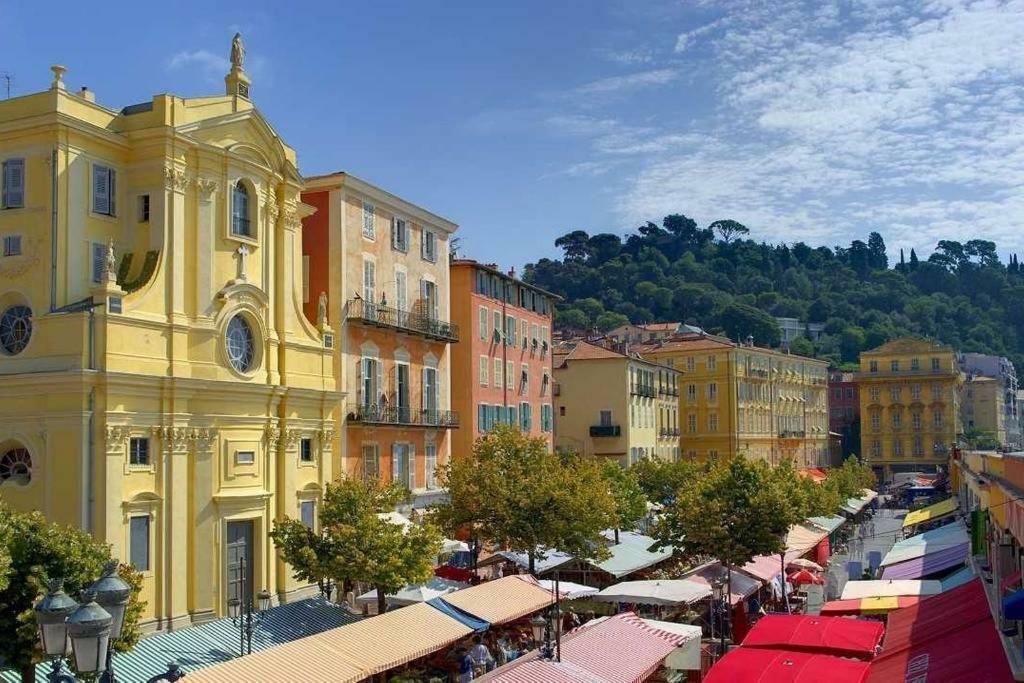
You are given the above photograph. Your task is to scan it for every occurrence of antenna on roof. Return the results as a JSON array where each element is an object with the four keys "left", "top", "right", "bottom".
[{"left": 0, "top": 73, "right": 13, "bottom": 99}]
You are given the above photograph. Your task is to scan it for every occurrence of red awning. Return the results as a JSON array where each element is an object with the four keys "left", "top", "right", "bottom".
[
  {"left": 869, "top": 579, "right": 1013, "bottom": 682},
  {"left": 741, "top": 614, "right": 884, "bottom": 660},
  {"left": 704, "top": 647, "right": 871, "bottom": 683}
]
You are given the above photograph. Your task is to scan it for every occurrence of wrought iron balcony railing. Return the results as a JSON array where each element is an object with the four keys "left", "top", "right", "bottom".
[
  {"left": 590, "top": 425, "right": 622, "bottom": 437},
  {"left": 347, "top": 403, "right": 459, "bottom": 429},
  {"left": 346, "top": 298, "right": 459, "bottom": 343}
]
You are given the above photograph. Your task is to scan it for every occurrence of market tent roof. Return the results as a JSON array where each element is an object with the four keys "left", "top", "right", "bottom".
[
  {"left": 440, "top": 575, "right": 554, "bottom": 624},
  {"left": 840, "top": 579, "right": 942, "bottom": 600},
  {"left": 820, "top": 596, "right": 921, "bottom": 616},
  {"left": 807, "top": 514, "right": 846, "bottom": 534},
  {"left": 878, "top": 523, "right": 969, "bottom": 579},
  {"left": 537, "top": 579, "right": 600, "bottom": 600},
  {"left": 593, "top": 579, "right": 712, "bottom": 606},
  {"left": 704, "top": 647, "right": 871, "bottom": 683},
  {"left": 686, "top": 566, "right": 761, "bottom": 606},
  {"left": 480, "top": 612, "right": 699, "bottom": 683},
  {"left": 356, "top": 577, "right": 468, "bottom": 606},
  {"left": 841, "top": 489, "right": 878, "bottom": 515},
  {"left": 593, "top": 530, "right": 675, "bottom": 578},
  {"left": 426, "top": 597, "right": 490, "bottom": 632},
  {"left": 486, "top": 548, "right": 573, "bottom": 574},
  {"left": 869, "top": 580, "right": 1012, "bottom": 682},
  {"left": 902, "top": 496, "right": 958, "bottom": 528},
  {"left": 786, "top": 523, "right": 829, "bottom": 554},
  {"left": 939, "top": 565, "right": 976, "bottom": 593},
  {"left": 187, "top": 602, "right": 471, "bottom": 683},
  {"left": 799, "top": 467, "right": 828, "bottom": 483},
  {"left": 740, "top": 614, "right": 884, "bottom": 660}
]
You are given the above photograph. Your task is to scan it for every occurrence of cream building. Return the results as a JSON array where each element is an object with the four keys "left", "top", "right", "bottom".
[
  {"left": 963, "top": 376, "right": 1007, "bottom": 447},
  {"left": 0, "top": 48, "right": 337, "bottom": 631}
]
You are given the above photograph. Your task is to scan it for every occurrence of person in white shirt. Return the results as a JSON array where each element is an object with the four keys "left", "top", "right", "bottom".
[{"left": 469, "top": 635, "right": 494, "bottom": 674}]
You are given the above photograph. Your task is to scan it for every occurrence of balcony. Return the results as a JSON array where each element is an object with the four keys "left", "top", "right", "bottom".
[
  {"left": 631, "top": 385, "right": 656, "bottom": 398},
  {"left": 779, "top": 430, "right": 806, "bottom": 439},
  {"left": 659, "top": 428, "right": 682, "bottom": 438},
  {"left": 590, "top": 424, "right": 622, "bottom": 437},
  {"left": 347, "top": 403, "right": 459, "bottom": 429},
  {"left": 347, "top": 298, "right": 459, "bottom": 343}
]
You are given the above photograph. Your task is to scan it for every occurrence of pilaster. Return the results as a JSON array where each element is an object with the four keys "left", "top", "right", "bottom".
[
  {"left": 153, "top": 424, "right": 190, "bottom": 629},
  {"left": 189, "top": 427, "right": 217, "bottom": 624}
]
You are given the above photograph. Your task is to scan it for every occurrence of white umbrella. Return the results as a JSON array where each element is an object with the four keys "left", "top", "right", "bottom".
[
  {"left": 788, "top": 558, "right": 824, "bottom": 572},
  {"left": 537, "top": 580, "right": 599, "bottom": 600},
  {"left": 356, "top": 577, "right": 469, "bottom": 606},
  {"left": 593, "top": 580, "right": 711, "bottom": 607},
  {"left": 442, "top": 538, "right": 470, "bottom": 554}
]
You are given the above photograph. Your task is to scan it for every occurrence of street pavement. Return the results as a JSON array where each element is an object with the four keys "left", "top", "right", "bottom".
[{"left": 825, "top": 506, "right": 908, "bottom": 600}]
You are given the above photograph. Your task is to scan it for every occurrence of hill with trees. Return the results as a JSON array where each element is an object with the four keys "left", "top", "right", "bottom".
[{"left": 522, "top": 215, "right": 1024, "bottom": 370}]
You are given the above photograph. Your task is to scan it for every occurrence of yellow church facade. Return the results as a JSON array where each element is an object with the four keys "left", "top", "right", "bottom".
[{"left": 0, "top": 55, "right": 338, "bottom": 631}]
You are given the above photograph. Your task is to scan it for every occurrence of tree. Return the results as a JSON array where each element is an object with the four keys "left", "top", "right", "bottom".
[
  {"left": 554, "top": 230, "right": 592, "bottom": 262},
  {"left": 867, "top": 232, "right": 888, "bottom": 270},
  {"left": 271, "top": 478, "right": 441, "bottom": 615},
  {"left": 556, "top": 307, "right": 589, "bottom": 330},
  {"left": 909, "top": 248, "right": 919, "bottom": 269},
  {"left": 631, "top": 457, "right": 699, "bottom": 504},
  {"left": 709, "top": 219, "right": 750, "bottom": 244},
  {"left": 595, "top": 311, "right": 630, "bottom": 332},
  {"left": 435, "top": 425, "right": 618, "bottom": 573},
  {"left": 0, "top": 504, "right": 144, "bottom": 683},
  {"left": 602, "top": 462, "right": 648, "bottom": 543},
  {"left": 718, "top": 302, "right": 781, "bottom": 347}
]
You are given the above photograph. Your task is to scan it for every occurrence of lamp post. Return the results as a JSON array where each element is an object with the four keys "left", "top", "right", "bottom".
[
  {"left": 228, "top": 555, "right": 272, "bottom": 656},
  {"left": 529, "top": 572, "right": 562, "bottom": 662},
  {"left": 34, "top": 576, "right": 184, "bottom": 683},
  {"left": 710, "top": 577, "right": 727, "bottom": 660},
  {"left": 91, "top": 561, "right": 130, "bottom": 683}
]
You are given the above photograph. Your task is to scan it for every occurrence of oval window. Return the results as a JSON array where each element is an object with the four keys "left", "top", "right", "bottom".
[
  {"left": 226, "top": 315, "right": 256, "bottom": 373},
  {"left": 0, "top": 305, "right": 32, "bottom": 355}
]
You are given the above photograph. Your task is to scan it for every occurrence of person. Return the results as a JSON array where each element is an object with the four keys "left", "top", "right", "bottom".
[
  {"left": 456, "top": 647, "right": 474, "bottom": 683},
  {"left": 469, "top": 635, "right": 494, "bottom": 675}
]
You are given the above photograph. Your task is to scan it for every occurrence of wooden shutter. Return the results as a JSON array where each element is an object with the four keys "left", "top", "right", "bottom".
[
  {"left": 91, "top": 242, "right": 105, "bottom": 283},
  {"left": 3, "top": 159, "right": 24, "bottom": 208},
  {"left": 92, "top": 165, "right": 108, "bottom": 214},
  {"left": 108, "top": 168, "right": 116, "bottom": 216},
  {"left": 408, "top": 444, "right": 416, "bottom": 489},
  {"left": 392, "top": 444, "right": 400, "bottom": 483},
  {"left": 356, "top": 357, "right": 363, "bottom": 405},
  {"left": 375, "top": 359, "right": 383, "bottom": 406}
]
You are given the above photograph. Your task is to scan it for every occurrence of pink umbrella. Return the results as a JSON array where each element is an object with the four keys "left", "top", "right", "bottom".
[{"left": 787, "top": 569, "right": 825, "bottom": 585}]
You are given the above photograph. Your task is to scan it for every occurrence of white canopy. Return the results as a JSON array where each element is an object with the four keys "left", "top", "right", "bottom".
[
  {"left": 356, "top": 577, "right": 469, "bottom": 607},
  {"left": 537, "top": 580, "right": 600, "bottom": 600},
  {"left": 593, "top": 580, "right": 712, "bottom": 606},
  {"left": 378, "top": 512, "right": 468, "bottom": 555},
  {"left": 840, "top": 579, "right": 943, "bottom": 600}
]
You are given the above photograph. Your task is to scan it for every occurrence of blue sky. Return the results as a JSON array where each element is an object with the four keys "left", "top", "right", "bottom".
[{"left": 3, "top": 0, "right": 1023, "bottom": 268}]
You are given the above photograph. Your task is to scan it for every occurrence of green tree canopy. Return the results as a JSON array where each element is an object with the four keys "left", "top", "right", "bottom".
[
  {"left": 434, "top": 425, "right": 618, "bottom": 573},
  {"left": 602, "top": 462, "right": 648, "bottom": 542}
]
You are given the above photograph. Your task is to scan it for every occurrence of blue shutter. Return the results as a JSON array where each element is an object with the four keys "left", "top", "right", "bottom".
[
  {"left": 129, "top": 516, "right": 150, "bottom": 571},
  {"left": 108, "top": 168, "right": 116, "bottom": 216},
  {"left": 91, "top": 242, "right": 105, "bottom": 283},
  {"left": 92, "top": 165, "right": 108, "bottom": 214},
  {"left": 2, "top": 159, "right": 24, "bottom": 209},
  {"left": 478, "top": 403, "right": 486, "bottom": 433}
]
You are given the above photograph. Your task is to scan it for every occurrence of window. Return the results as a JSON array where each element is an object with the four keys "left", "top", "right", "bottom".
[
  {"left": 520, "top": 402, "right": 531, "bottom": 431},
  {"left": 688, "top": 414, "right": 697, "bottom": 433},
  {"left": 912, "top": 412, "right": 922, "bottom": 431},
  {"left": 0, "top": 305, "right": 32, "bottom": 355},
  {"left": 890, "top": 360, "right": 900, "bottom": 372},
  {"left": 541, "top": 404, "right": 553, "bottom": 432},
  {"left": 893, "top": 440, "right": 903, "bottom": 457},
  {"left": 391, "top": 217, "right": 409, "bottom": 252},
  {"left": 362, "top": 258, "right": 375, "bottom": 303},
  {"left": 394, "top": 270, "right": 407, "bottom": 315},
  {"left": 360, "top": 357, "right": 382, "bottom": 407},
  {"left": 530, "top": 324, "right": 539, "bottom": 350},
  {"left": 506, "top": 360, "right": 514, "bottom": 387},
  {"left": 422, "top": 367, "right": 439, "bottom": 419},
  {"left": 870, "top": 411, "right": 881, "bottom": 431},
  {"left": 479, "top": 356, "right": 489, "bottom": 386},
  {"left": 493, "top": 311, "right": 502, "bottom": 339},
  {"left": 300, "top": 437, "right": 314, "bottom": 463},
  {"left": 505, "top": 316, "right": 516, "bottom": 344},
  {"left": 910, "top": 384, "right": 921, "bottom": 400},
  {"left": 91, "top": 164, "right": 117, "bottom": 216},
  {"left": 129, "top": 516, "right": 150, "bottom": 571},
  {"left": 870, "top": 440, "right": 881, "bottom": 457},
  {"left": 230, "top": 181, "right": 249, "bottom": 235},
  {"left": 931, "top": 384, "right": 942, "bottom": 400},
  {"left": 541, "top": 369, "right": 550, "bottom": 395},
  {"left": 599, "top": 410, "right": 612, "bottom": 426},
  {"left": 845, "top": 388, "right": 854, "bottom": 399},
  {"left": 1, "top": 158, "right": 25, "bottom": 209},
  {"left": 709, "top": 414, "right": 718, "bottom": 432},
  {"left": 707, "top": 355, "right": 717, "bottom": 371},
  {"left": 421, "top": 280, "right": 439, "bottom": 320},
  {"left": 889, "top": 386, "right": 902, "bottom": 402},
  {"left": 932, "top": 409, "right": 943, "bottom": 427},
  {"left": 236, "top": 450, "right": 255, "bottom": 464},
  {"left": 226, "top": 315, "right": 256, "bottom": 373},
  {"left": 892, "top": 410, "right": 901, "bottom": 428},
  {"left": 913, "top": 437, "right": 923, "bottom": 456},
  {"left": 0, "top": 447, "right": 31, "bottom": 485},
  {"left": 911, "top": 358, "right": 920, "bottom": 371},
  {"left": 138, "top": 194, "right": 150, "bottom": 223},
  {"left": 708, "top": 450, "right": 719, "bottom": 460},
  {"left": 521, "top": 318, "right": 529, "bottom": 348},
  {"left": 300, "top": 501, "right": 315, "bottom": 530},
  {"left": 362, "top": 201, "right": 375, "bottom": 239},
  {"left": 686, "top": 357, "right": 695, "bottom": 372},
  {"left": 129, "top": 437, "right": 149, "bottom": 466},
  {"left": 421, "top": 229, "right": 437, "bottom": 262},
  {"left": 560, "top": 406, "right": 566, "bottom": 416},
  {"left": 479, "top": 307, "right": 488, "bottom": 340},
  {"left": 931, "top": 357, "right": 940, "bottom": 371},
  {"left": 3, "top": 235, "right": 20, "bottom": 257},
  {"left": 520, "top": 364, "right": 528, "bottom": 394},
  {"left": 425, "top": 443, "right": 438, "bottom": 489},
  {"left": 91, "top": 242, "right": 107, "bottom": 284},
  {"left": 707, "top": 383, "right": 718, "bottom": 401},
  {"left": 869, "top": 387, "right": 880, "bottom": 402},
  {"left": 869, "top": 360, "right": 878, "bottom": 373},
  {"left": 687, "top": 384, "right": 697, "bottom": 402},
  {"left": 494, "top": 358, "right": 503, "bottom": 388},
  {"left": 362, "top": 444, "right": 379, "bottom": 480}
]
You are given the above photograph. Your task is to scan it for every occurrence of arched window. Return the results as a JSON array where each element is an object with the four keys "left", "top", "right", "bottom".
[
  {"left": 0, "top": 447, "right": 32, "bottom": 485},
  {"left": 0, "top": 305, "right": 32, "bottom": 355},
  {"left": 226, "top": 315, "right": 256, "bottom": 372},
  {"left": 231, "top": 181, "right": 250, "bottom": 236}
]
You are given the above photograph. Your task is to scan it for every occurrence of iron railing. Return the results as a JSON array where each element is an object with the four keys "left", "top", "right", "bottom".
[
  {"left": 590, "top": 425, "right": 622, "bottom": 437},
  {"left": 348, "top": 403, "right": 459, "bottom": 429},
  {"left": 346, "top": 298, "right": 459, "bottom": 343}
]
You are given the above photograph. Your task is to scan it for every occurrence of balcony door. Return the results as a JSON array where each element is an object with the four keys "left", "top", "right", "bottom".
[
  {"left": 420, "top": 279, "right": 439, "bottom": 320},
  {"left": 396, "top": 363, "right": 410, "bottom": 423},
  {"left": 392, "top": 443, "right": 415, "bottom": 490},
  {"left": 422, "top": 367, "right": 438, "bottom": 423},
  {"left": 226, "top": 520, "right": 254, "bottom": 611},
  {"left": 395, "top": 270, "right": 408, "bottom": 326}
]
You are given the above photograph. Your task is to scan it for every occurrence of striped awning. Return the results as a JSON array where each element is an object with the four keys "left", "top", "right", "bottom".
[
  {"left": 440, "top": 575, "right": 555, "bottom": 624},
  {"left": 902, "top": 496, "right": 958, "bottom": 528}
]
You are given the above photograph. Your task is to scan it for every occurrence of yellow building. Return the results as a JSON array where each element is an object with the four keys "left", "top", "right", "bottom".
[
  {"left": 552, "top": 341, "right": 679, "bottom": 465},
  {"left": 636, "top": 335, "right": 829, "bottom": 466},
  {"left": 0, "top": 45, "right": 337, "bottom": 631},
  {"left": 857, "top": 337, "right": 962, "bottom": 479},
  {"left": 963, "top": 376, "right": 1007, "bottom": 447}
]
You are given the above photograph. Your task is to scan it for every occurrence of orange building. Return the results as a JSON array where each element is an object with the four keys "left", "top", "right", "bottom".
[
  {"left": 449, "top": 260, "right": 557, "bottom": 457},
  {"left": 301, "top": 173, "right": 458, "bottom": 506}
]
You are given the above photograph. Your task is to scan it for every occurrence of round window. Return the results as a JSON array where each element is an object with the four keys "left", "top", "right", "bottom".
[
  {"left": 0, "top": 305, "right": 32, "bottom": 355},
  {"left": 226, "top": 315, "right": 256, "bottom": 373},
  {"left": 0, "top": 447, "right": 32, "bottom": 485}
]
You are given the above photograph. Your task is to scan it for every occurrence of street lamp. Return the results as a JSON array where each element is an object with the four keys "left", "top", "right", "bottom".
[
  {"left": 91, "top": 561, "right": 130, "bottom": 683},
  {"left": 229, "top": 555, "right": 272, "bottom": 656},
  {"left": 710, "top": 577, "right": 727, "bottom": 660},
  {"left": 34, "top": 574, "right": 184, "bottom": 683}
]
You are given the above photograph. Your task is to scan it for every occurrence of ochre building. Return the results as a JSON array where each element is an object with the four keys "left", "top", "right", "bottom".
[{"left": 0, "top": 55, "right": 337, "bottom": 631}]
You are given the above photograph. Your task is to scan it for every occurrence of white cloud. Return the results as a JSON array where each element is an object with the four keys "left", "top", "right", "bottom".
[
  {"left": 674, "top": 17, "right": 726, "bottom": 53},
  {"left": 605, "top": 49, "right": 654, "bottom": 65},
  {"left": 573, "top": 68, "right": 680, "bottom": 95},
  {"left": 168, "top": 49, "right": 229, "bottom": 76}
]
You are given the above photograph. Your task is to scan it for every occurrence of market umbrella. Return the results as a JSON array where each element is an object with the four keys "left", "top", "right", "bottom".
[
  {"left": 788, "top": 569, "right": 825, "bottom": 585},
  {"left": 788, "top": 558, "right": 824, "bottom": 572}
]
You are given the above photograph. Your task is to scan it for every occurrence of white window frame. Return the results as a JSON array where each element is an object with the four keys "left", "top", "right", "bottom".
[
  {"left": 362, "top": 443, "right": 380, "bottom": 480},
  {"left": 391, "top": 216, "right": 409, "bottom": 252},
  {"left": 494, "top": 358, "right": 504, "bottom": 388},
  {"left": 479, "top": 306, "right": 489, "bottom": 340},
  {"left": 425, "top": 442, "right": 438, "bottom": 489},
  {"left": 479, "top": 355, "right": 489, "bottom": 386},
  {"left": 421, "top": 228, "right": 437, "bottom": 262},
  {"left": 362, "top": 256, "right": 376, "bottom": 303},
  {"left": 362, "top": 201, "right": 375, "bottom": 239}
]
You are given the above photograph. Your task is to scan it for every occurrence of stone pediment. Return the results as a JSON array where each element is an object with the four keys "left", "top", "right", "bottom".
[
  {"left": 180, "top": 110, "right": 295, "bottom": 178},
  {"left": 217, "top": 280, "right": 269, "bottom": 310}
]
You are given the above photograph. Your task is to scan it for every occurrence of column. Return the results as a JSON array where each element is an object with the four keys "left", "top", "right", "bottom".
[
  {"left": 164, "top": 166, "right": 190, "bottom": 373},
  {"left": 189, "top": 427, "right": 217, "bottom": 623}
]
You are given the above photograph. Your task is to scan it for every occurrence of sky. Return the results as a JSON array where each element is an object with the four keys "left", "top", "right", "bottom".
[{"left": 2, "top": 0, "right": 1023, "bottom": 268}]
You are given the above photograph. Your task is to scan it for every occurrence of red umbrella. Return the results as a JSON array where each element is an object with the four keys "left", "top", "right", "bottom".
[{"left": 787, "top": 569, "right": 825, "bottom": 585}]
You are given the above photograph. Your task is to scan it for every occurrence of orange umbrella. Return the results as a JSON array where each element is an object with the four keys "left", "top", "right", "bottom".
[{"left": 787, "top": 569, "right": 825, "bottom": 585}]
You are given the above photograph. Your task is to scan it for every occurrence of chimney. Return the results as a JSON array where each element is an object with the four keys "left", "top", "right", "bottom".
[
  {"left": 78, "top": 86, "right": 95, "bottom": 103},
  {"left": 508, "top": 267, "right": 516, "bottom": 279}
]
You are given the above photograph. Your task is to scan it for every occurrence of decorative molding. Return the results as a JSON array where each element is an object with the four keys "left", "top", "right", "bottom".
[
  {"left": 195, "top": 177, "right": 218, "bottom": 200},
  {"left": 264, "top": 201, "right": 280, "bottom": 225},
  {"left": 105, "top": 425, "right": 131, "bottom": 451},
  {"left": 189, "top": 427, "right": 217, "bottom": 450},
  {"left": 152, "top": 425, "right": 190, "bottom": 452},
  {"left": 283, "top": 209, "right": 300, "bottom": 231},
  {"left": 282, "top": 429, "right": 302, "bottom": 450},
  {"left": 264, "top": 422, "right": 281, "bottom": 452},
  {"left": 319, "top": 428, "right": 335, "bottom": 451},
  {"left": 164, "top": 166, "right": 190, "bottom": 193}
]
